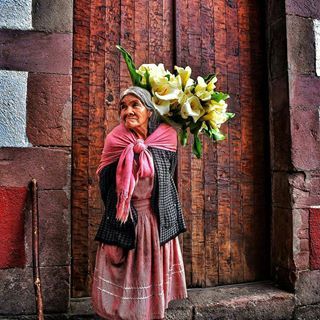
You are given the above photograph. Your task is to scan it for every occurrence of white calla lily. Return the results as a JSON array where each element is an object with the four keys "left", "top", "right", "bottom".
[
  {"left": 180, "top": 96, "right": 205, "bottom": 122},
  {"left": 151, "top": 97, "right": 171, "bottom": 115}
]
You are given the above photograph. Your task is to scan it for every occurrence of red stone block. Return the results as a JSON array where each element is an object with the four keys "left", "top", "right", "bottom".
[
  {"left": 27, "top": 73, "right": 72, "bottom": 146},
  {"left": 290, "top": 106, "right": 320, "bottom": 170},
  {"left": 289, "top": 74, "right": 320, "bottom": 107},
  {"left": 310, "top": 207, "right": 320, "bottom": 270},
  {"left": 0, "top": 187, "right": 27, "bottom": 268},
  {"left": 286, "top": 0, "right": 320, "bottom": 19},
  {"left": 0, "top": 148, "right": 70, "bottom": 190},
  {"left": 0, "top": 30, "right": 72, "bottom": 74}
]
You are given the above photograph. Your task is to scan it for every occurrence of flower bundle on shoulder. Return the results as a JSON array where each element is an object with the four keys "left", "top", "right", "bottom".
[{"left": 117, "top": 45, "right": 235, "bottom": 158}]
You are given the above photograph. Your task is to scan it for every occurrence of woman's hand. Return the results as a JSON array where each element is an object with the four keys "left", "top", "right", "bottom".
[{"left": 102, "top": 244, "right": 127, "bottom": 265}]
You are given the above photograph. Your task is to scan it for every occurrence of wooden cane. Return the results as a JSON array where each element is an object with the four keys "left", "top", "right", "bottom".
[{"left": 30, "top": 179, "right": 44, "bottom": 320}]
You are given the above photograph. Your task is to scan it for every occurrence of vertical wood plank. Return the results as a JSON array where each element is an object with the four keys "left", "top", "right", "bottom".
[
  {"left": 214, "top": 0, "right": 232, "bottom": 285},
  {"left": 72, "top": 0, "right": 91, "bottom": 297},
  {"left": 87, "top": 0, "right": 107, "bottom": 291},
  {"left": 201, "top": 0, "right": 220, "bottom": 287},
  {"left": 175, "top": 0, "right": 193, "bottom": 287},
  {"left": 226, "top": 0, "right": 244, "bottom": 283}
]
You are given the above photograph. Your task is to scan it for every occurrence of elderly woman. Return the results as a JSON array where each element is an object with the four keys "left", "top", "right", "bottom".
[{"left": 91, "top": 86, "right": 187, "bottom": 319}]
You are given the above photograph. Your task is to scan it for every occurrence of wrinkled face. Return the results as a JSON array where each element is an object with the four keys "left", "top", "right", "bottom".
[{"left": 119, "top": 94, "right": 152, "bottom": 131}]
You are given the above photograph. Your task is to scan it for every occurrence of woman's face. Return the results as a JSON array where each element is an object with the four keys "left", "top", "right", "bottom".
[{"left": 119, "top": 94, "right": 152, "bottom": 133}]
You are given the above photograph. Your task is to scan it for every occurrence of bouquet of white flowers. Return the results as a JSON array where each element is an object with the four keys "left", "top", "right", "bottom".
[{"left": 117, "top": 45, "right": 235, "bottom": 158}]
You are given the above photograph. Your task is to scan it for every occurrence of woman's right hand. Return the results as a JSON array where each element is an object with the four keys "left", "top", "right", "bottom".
[{"left": 102, "top": 244, "right": 127, "bottom": 265}]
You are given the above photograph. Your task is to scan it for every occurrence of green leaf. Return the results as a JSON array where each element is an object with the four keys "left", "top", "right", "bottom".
[
  {"left": 178, "top": 128, "right": 189, "bottom": 146},
  {"left": 226, "top": 112, "right": 235, "bottom": 119},
  {"left": 192, "top": 134, "right": 202, "bottom": 158},
  {"left": 144, "top": 69, "right": 151, "bottom": 92},
  {"left": 211, "top": 91, "right": 230, "bottom": 102},
  {"left": 211, "top": 128, "right": 225, "bottom": 141},
  {"left": 203, "top": 73, "right": 216, "bottom": 83},
  {"left": 116, "top": 45, "right": 143, "bottom": 87}
]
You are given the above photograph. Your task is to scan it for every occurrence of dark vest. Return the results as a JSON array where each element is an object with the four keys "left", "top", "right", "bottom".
[{"left": 94, "top": 147, "right": 187, "bottom": 249}]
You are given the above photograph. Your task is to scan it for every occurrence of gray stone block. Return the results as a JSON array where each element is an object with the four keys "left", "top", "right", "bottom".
[
  {"left": 189, "top": 282, "right": 294, "bottom": 320},
  {"left": 0, "top": 266, "right": 69, "bottom": 315},
  {"left": 0, "top": 70, "right": 29, "bottom": 147},
  {"left": 295, "top": 270, "right": 320, "bottom": 306},
  {"left": 32, "top": 0, "right": 73, "bottom": 33},
  {"left": 294, "top": 303, "right": 320, "bottom": 320},
  {"left": 287, "top": 15, "right": 315, "bottom": 75},
  {"left": 0, "top": 0, "right": 32, "bottom": 30}
]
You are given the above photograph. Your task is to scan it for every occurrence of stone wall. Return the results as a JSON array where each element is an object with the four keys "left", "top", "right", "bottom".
[
  {"left": 268, "top": 0, "right": 320, "bottom": 308},
  {"left": 0, "top": 0, "right": 73, "bottom": 316}
]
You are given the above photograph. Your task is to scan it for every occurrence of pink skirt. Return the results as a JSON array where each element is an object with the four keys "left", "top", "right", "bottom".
[{"left": 91, "top": 178, "right": 187, "bottom": 320}]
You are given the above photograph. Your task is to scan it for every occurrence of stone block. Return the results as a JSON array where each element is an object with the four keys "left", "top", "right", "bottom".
[
  {"left": 0, "top": 0, "right": 32, "bottom": 30},
  {"left": 314, "top": 20, "right": 320, "bottom": 77},
  {"left": 287, "top": 15, "right": 315, "bottom": 75},
  {"left": 267, "top": 0, "right": 285, "bottom": 24},
  {"left": 271, "top": 207, "right": 294, "bottom": 270},
  {"left": 24, "top": 190, "right": 70, "bottom": 267},
  {"left": 290, "top": 106, "right": 320, "bottom": 171},
  {"left": 0, "top": 187, "right": 27, "bottom": 269},
  {"left": 0, "top": 30, "right": 72, "bottom": 74},
  {"left": 295, "top": 270, "right": 320, "bottom": 305},
  {"left": 293, "top": 209, "right": 310, "bottom": 271},
  {"left": 27, "top": 73, "right": 72, "bottom": 146},
  {"left": 269, "top": 17, "right": 288, "bottom": 80},
  {"left": 0, "top": 266, "right": 69, "bottom": 314},
  {"left": 0, "top": 267, "right": 36, "bottom": 314},
  {"left": 0, "top": 70, "right": 29, "bottom": 147},
  {"left": 269, "top": 75, "right": 289, "bottom": 113},
  {"left": 270, "top": 108, "right": 292, "bottom": 171},
  {"left": 41, "top": 266, "right": 70, "bottom": 313},
  {"left": 32, "top": 0, "right": 73, "bottom": 33},
  {"left": 166, "top": 298, "right": 193, "bottom": 319},
  {"left": 290, "top": 172, "right": 320, "bottom": 209},
  {"left": 188, "top": 282, "right": 294, "bottom": 319},
  {"left": 272, "top": 172, "right": 291, "bottom": 208},
  {"left": 294, "top": 303, "right": 320, "bottom": 320},
  {"left": 286, "top": 0, "right": 320, "bottom": 19},
  {"left": 289, "top": 73, "right": 320, "bottom": 107},
  {"left": 310, "top": 207, "right": 320, "bottom": 270},
  {"left": 0, "top": 148, "right": 70, "bottom": 190}
]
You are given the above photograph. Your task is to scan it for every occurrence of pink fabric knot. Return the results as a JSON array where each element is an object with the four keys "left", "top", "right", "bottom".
[{"left": 133, "top": 139, "right": 147, "bottom": 154}]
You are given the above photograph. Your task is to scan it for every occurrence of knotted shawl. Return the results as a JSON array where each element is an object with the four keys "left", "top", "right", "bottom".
[{"left": 96, "top": 122, "right": 177, "bottom": 223}]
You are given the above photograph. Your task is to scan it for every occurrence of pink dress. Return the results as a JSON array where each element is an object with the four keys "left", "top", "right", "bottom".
[{"left": 91, "top": 170, "right": 188, "bottom": 319}]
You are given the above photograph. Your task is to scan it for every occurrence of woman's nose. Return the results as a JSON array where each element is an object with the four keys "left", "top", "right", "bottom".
[{"left": 124, "top": 106, "right": 134, "bottom": 115}]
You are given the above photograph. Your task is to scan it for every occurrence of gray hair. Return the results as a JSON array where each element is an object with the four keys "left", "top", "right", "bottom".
[{"left": 119, "top": 86, "right": 162, "bottom": 135}]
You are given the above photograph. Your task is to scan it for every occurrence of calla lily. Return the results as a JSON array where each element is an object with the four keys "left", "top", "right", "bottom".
[
  {"left": 202, "top": 109, "right": 229, "bottom": 130},
  {"left": 195, "top": 76, "right": 211, "bottom": 101},
  {"left": 205, "top": 99, "right": 228, "bottom": 113},
  {"left": 137, "top": 63, "right": 168, "bottom": 85},
  {"left": 152, "top": 76, "right": 181, "bottom": 101},
  {"left": 152, "top": 96, "right": 171, "bottom": 115},
  {"left": 181, "top": 96, "right": 205, "bottom": 122},
  {"left": 206, "top": 76, "right": 218, "bottom": 91},
  {"left": 174, "top": 66, "right": 192, "bottom": 88}
]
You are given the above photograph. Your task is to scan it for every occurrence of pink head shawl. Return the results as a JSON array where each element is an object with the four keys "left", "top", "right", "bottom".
[{"left": 96, "top": 122, "right": 177, "bottom": 223}]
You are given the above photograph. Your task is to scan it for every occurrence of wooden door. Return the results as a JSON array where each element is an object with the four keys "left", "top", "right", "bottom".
[{"left": 72, "top": 0, "right": 270, "bottom": 297}]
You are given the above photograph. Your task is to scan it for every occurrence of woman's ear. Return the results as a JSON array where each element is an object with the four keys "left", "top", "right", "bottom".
[{"left": 148, "top": 110, "right": 152, "bottom": 118}]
